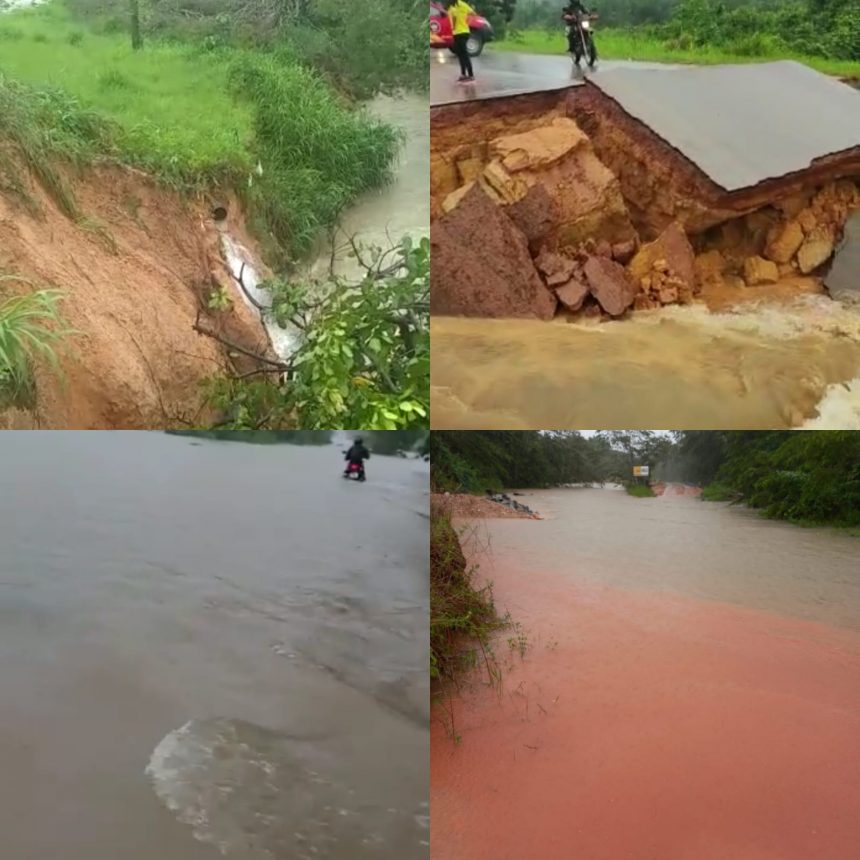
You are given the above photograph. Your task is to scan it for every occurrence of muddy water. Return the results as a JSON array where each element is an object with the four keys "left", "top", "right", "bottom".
[
  {"left": 431, "top": 296, "right": 860, "bottom": 429},
  {"left": 0, "top": 432, "right": 429, "bottom": 860},
  {"left": 431, "top": 486, "right": 860, "bottom": 859}
]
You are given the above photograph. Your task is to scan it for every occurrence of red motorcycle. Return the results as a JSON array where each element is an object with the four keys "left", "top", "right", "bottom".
[{"left": 343, "top": 461, "right": 366, "bottom": 482}]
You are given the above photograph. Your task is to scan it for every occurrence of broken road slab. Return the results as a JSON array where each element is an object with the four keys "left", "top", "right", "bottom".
[{"left": 590, "top": 61, "right": 860, "bottom": 192}]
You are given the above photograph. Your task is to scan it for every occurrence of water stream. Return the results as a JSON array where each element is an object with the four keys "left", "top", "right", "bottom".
[
  {"left": 220, "top": 92, "right": 428, "bottom": 362},
  {"left": 431, "top": 294, "right": 860, "bottom": 429}
]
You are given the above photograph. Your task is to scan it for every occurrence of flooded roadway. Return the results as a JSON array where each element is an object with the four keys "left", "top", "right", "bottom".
[
  {"left": 431, "top": 485, "right": 860, "bottom": 859},
  {"left": 0, "top": 432, "right": 429, "bottom": 860},
  {"left": 431, "top": 296, "right": 860, "bottom": 429}
]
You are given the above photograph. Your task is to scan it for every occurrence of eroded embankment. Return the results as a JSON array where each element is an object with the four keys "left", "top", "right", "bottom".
[
  {"left": 431, "top": 490, "right": 860, "bottom": 860},
  {"left": 430, "top": 84, "right": 860, "bottom": 322},
  {"left": 0, "top": 156, "right": 276, "bottom": 428},
  {"left": 430, "top": 83, "right": 860, "bottom": 428}
]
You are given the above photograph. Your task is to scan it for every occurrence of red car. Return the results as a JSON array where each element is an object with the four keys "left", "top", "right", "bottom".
[{"left": 430, "top": 1, "right": 495, "bottom": 57}]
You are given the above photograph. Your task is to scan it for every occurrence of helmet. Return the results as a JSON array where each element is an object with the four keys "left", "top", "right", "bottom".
[{"left": 355, "top": 437, "right": 363, "bottom": 444}]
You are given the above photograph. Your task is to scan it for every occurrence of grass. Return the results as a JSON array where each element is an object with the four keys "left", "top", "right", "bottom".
[
  {"left": 0, "top": 2, "right": 401, "bottom": 261},
  {"left": 494, "top": 29, "right": 860, "bottom": 78},
  {"left": 701, "top": 482, "right": 739, "bottom": 501},
  {"left": 0, "top": 281, "right": 74, "bottom": 409},
  {"left": 626, "top": 483, "right": 656, "bottom": 498},
  {"left": 0, "top": 4, "right": 253, "bottom": 187},
  {"left": 430, "top": 507, "right": 505, "bottom": 687}
]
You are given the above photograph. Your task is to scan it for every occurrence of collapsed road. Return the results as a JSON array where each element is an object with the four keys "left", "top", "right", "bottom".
[{"left": 430, "top": 58, "right": 860, "bottom": 429}]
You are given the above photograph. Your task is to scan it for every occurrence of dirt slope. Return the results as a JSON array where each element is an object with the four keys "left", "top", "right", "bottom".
[{"left": 0, "top": 160, "right": 273, "bottom": 428}]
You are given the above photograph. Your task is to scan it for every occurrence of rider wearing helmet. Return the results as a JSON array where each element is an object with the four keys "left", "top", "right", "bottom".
[
  {"left": 563, "top": 1, "right": 592, "bottom": 55},
  {"left": 344, "top": 437, "right": 371, "bottom": 478}
]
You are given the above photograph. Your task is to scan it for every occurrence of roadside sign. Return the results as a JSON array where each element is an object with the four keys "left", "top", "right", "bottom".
[{"left": 633, "top": 466, "right": 650, "bottom": 477}]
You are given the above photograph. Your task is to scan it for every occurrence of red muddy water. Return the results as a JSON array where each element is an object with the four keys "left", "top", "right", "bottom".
[{"left": 431, "top": 486, "right": 860, "bottom": 860}]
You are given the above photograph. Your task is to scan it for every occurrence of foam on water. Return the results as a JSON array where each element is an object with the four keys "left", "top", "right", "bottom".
[
  {"left": 146, "top": 718, "right": 428, "bottom": 859},
  {"left": 432, "top": 295, "right": 860, "bottom": 429}
]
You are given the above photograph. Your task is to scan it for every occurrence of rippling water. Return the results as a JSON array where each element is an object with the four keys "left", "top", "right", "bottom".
[
  {"left": 431, "top": 296, "right": 860, "bottom": 429},
  {"left": 0, "top": 432, "right": 429, "bottom": 859},
  {"left": 477, "top": 485, "right": 860, "bottom": 631}
]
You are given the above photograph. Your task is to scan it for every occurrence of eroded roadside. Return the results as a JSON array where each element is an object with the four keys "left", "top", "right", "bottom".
[{"left": 430, "top": 74, "right": 860, "bottom": 428}]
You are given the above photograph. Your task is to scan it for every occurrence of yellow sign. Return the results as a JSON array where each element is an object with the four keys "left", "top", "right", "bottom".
[{"left": 633, "top": 466, "right": 650, "bottom": 477}]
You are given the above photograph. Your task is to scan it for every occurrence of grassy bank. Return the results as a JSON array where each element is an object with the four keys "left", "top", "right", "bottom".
[
  {"left": 430, "top": 507, "right": 503, "bottom": 686},
  {"left": 0, "top": 2, "right": 400, "bottom": 260},
  {"left": 495, "top": 29, "right": 860, "bottom": 77},
  {"left": 626, "top": 484, "right": 656, "bottom": 498}
]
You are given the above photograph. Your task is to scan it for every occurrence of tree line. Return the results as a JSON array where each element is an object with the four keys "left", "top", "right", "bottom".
[
  {"left": 431, "top": 430, "right": 672, "bottom": 490},
  {"left": 507, "top": 0, "right": 859, "bottom": 61},
  {"left": 431, "top": 431, "right": 860, "bottom": 526}
]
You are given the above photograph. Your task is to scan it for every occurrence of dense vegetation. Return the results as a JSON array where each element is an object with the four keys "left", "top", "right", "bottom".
[
  {"left": 675, "top": 431, "right": 860, "bottom": 526},
  {"left": 433, "top": 430, "right": 860, "bottom": 528},
  {"left": 204, "top": 236, "right": 429, "bottom": 430},
  {"left": 506, "top": 0, "right": 860, "bottom": 67},
  {"left": 431, "top": 430, "right": 672, "bottom": 491}
]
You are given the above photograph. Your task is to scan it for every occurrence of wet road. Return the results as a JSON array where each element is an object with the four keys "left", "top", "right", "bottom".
[
  {"left": 431, "top": 486, "right": 860, "bottom": 859},
  {"left": 430, "top": 50, "right": 672, "bottom": 106},
  {"left": 432, "top": 53, "right": 860, "bottom": 189},
  {"left": 0, "top": 432, "right": 429, "bottom": 860}
]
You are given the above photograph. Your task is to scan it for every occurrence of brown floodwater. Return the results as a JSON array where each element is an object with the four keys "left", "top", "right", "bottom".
[
  {"left": 431, "top": 486, "right": 860, "bottom": 860},
  {"left": 0, "top": 432, "right": 429, "bottom": 860},
  {"left": 431, "top": 296, "right": 860, "bottom": 429}
]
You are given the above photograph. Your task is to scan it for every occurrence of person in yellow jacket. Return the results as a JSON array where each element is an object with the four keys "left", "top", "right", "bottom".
[{"left": 446, "top": 0, "right": 476, "bottom": 82}]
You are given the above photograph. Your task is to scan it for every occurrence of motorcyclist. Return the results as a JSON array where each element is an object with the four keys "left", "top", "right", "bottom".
[
  {"left": 344, "top": 437, "right": 370, "bottom": 478},
  {"left": 563, "top": 1, "right": 592, "bottom": 55}
]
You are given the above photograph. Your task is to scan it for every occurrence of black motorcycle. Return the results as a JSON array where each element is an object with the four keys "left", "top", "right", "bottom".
[{"left": 564, "top": 11, "right": 598, "bottom": 68}]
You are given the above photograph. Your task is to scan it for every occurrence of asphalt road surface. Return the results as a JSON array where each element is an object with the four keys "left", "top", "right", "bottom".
[
  {"left": 432, "top": 52, "right": 860, "bottom": 192},
  {"left": 430, "top": 50, "right": 670, "bottom": 106}
]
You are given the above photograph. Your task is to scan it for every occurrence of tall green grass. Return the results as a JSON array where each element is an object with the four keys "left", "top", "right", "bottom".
[
  {"left": 0, "top": 2, "right": 401, "bottom": 259},
  {"left": 0, "top": 72, "right": 115, "bottom": 218},
  {"left": 230, "top": 54, "right": 402, "bottom": 259},
  {"left": 0, "top": 283, "right": 73, "bottom": 409},
  {"left": 0, "top": 4, "right": 253, "bottom": 187},
  {"left": 496, "top": 28, "right": 860, "bottom": 77}
]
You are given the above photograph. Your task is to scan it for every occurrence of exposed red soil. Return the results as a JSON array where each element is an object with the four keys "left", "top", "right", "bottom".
[
  {"left": 431, "top": 548, "right": 860, "bottom": 859},
  {"left": 0, "top": 160, "right": 275, "bottom": 428},
  {"left": 431, "top": 493, "right": 539, "bottom": 519}
]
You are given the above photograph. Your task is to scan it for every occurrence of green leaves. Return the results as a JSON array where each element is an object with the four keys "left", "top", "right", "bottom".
[
  {"left": 207, "top": 235, "right": 429, "bottom": 430},
  {"left": 0, "top": 283, "right": 75, "bottom": 410}
]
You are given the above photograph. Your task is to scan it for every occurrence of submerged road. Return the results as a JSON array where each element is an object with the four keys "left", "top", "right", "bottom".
[
  {"left": 431, "top": 486, "right": 860, "bottom": 859},
  {"left": 0, "top": 433, "right": 429, "bottom": 860}
]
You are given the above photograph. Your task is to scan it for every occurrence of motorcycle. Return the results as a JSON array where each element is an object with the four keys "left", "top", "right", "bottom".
[
  {"left": 343, "top": 461, "right": 366, "bottom": 482},
  {"left": 564, "top": 12, "right": 598, "bottom": 68}
]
